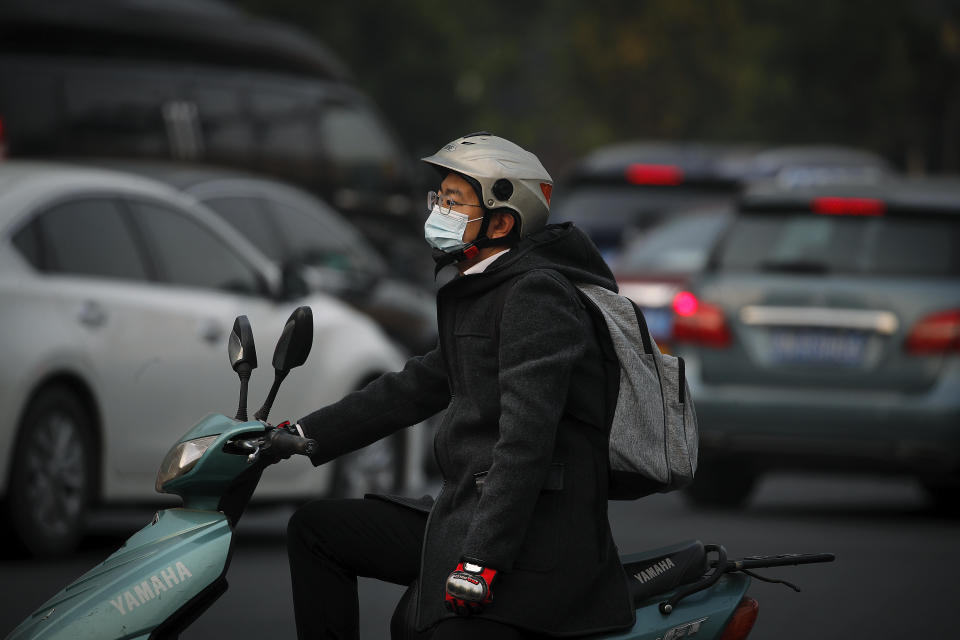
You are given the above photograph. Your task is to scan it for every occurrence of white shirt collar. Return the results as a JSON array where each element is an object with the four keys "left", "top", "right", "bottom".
[{"left": 462, "top": 249, "right": 510, "bottom": 275}]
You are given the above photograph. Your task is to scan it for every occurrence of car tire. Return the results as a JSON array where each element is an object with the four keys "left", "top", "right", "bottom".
[
  {"left": 684, "top": 460, "right": 757, "bottom": 509},
  {"left": 331, "top": 432, "right": 406, "bottom": 498},
  {"left": 5, "top": 386, "right": 96, "bottom": 556}
]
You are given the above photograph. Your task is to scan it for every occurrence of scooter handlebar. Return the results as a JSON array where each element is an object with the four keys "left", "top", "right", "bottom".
[{"left": 265, "top": 429, "right": 317, "bottom": 459}]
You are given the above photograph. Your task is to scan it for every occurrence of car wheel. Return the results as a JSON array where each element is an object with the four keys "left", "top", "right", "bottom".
[
  {"left": 684, "top": 460, "right": 757, "bottom": 509},
  {"left": 5, "top": 387, "right": 96, "bottom": 556},
  {"left": 331, "top": 432, "right": 406, "bottom": 498}
]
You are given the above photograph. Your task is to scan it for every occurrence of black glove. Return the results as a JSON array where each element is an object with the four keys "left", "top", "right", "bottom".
[
  {"left": 444, "top": 560, "right": 497, "bottom": 616},
  {"left": 259, "top": 420, "right": 308, "bottom": 465}
]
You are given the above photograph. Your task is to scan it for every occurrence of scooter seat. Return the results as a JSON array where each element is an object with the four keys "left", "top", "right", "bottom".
[{"left": 621, "top": 540, "right": 708, "bottom": 607}]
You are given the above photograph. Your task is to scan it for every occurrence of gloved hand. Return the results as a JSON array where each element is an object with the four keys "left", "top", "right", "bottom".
[
  {"left": 259, "top": 420, "right": 302, "bottom": 465},
  {"left": 444, "top": 560, "right": 497, "bottom": 616}
]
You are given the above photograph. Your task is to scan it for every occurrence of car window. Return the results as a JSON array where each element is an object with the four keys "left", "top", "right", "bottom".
[
  {"left": 192, "top": 85, "right": 255, "bottom": 162},
  {"left": 202, "top": 196, "right": 287, "bottom": 262},
  {"left": 125, "top": 199, "right": 264, "bottom": 294},
  {"left": 552, "top": 185, "right": 734, "bottom": 248},
  {"left": 319, "top": 103, "right": 401, "bottom": 165},
  {"left": 14, "top": 198, "right": 149, "bottom": 281},
  {"left": 616, "top": 210, "right": 731, "bottom": 275},
  {"left": 265, "top": 198, "right": 384, "bottom": 273},
  {"left": 251, "top": 89, "right": 318, "bottom": 161},
  {"left": 865, "top": 217, "right": 960, "bottom": 276},
  {"left": 11, "top": 216, "right": 44, "bottom": 268},
  {"left": 715, "top": 213, "right": 960, "bottom": 276}
]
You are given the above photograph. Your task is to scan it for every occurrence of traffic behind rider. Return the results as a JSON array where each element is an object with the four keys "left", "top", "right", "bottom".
[{"left": 282, "top": 132, "right": 636, "bottom": 639}]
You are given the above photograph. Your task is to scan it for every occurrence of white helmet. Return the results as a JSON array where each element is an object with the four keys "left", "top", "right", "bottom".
[{"left": 421, "top": 132, "right": 554, "bottom": 237}]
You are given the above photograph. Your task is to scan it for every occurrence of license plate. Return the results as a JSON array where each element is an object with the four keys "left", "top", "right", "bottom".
[{"left": 769, "top": 328, "right": 868, "bottom": 366}]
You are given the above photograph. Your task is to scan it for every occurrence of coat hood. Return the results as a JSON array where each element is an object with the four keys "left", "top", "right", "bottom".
[{"left": 441, "top": 223, "right": 616, "bottom": 297}]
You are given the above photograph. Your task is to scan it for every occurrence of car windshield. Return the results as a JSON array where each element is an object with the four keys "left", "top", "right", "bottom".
[
  {"left": 616, "top": 209, "right": 731, "bottom": 276},
  {"left": 551, "top": 185, "right": 736, "bottom": 253},
  {"left": 715, "top": 212, "right": 960, "bottom": 276}
]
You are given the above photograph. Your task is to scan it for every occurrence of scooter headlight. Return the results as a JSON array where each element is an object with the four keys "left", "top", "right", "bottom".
[{"left": 155, "top": 436, "right": 218, "bottom": 493}]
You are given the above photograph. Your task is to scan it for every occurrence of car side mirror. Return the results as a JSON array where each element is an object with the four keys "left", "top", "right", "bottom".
[{"left": 280, "top": 262, "right": 310, "bottom": 301}]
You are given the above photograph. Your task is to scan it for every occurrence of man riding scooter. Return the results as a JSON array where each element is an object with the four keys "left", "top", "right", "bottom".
[{"left": 277, "top": 132, "right": 636, "bottom": 639}]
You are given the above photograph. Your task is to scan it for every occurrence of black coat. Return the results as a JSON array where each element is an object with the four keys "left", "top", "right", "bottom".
[{"left": 299, "top": 223, "right": 636, "bottom": 636}]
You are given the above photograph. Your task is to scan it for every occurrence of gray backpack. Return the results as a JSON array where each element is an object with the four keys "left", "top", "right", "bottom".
[{"left": 575, "top": 283, "right": 699, "bottom": 499}]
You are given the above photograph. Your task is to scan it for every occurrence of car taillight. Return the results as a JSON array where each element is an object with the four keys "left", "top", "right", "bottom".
[
  {"left": 625, "top": 163, "right": 683, "bottom": 186},
  {"left": 905, "top": 309, "right": 960, "bottom": 354},
  {"left": 812, "top": 197, "right": 885, "bottom": 216},
  {"left": 672, "top": 291, "right": 731, "bottom": 348},
  {"left": 718, "top": 597, "right": 760, "bottom": 640}
]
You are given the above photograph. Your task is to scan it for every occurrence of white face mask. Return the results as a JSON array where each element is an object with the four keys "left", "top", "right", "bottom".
[{"left": 424, "top": 204, "right": 483, "bottom": 251}]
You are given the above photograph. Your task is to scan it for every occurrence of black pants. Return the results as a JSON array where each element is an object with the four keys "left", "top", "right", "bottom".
[{"left": 287, "top": 498, "right": 538, "bottom": 640}]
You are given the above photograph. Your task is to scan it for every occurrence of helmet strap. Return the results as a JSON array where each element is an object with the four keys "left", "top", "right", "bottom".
[{"left": 432, "top": 233, "right": 515, "bottom": 275}]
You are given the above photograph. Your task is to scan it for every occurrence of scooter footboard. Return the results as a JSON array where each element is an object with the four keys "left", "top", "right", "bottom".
[
  {"left": 6, "top": 508, "right": 233, "bottom": 640},
  {"left": 591, "top": 572, "right": 751, "bottom": 640}
]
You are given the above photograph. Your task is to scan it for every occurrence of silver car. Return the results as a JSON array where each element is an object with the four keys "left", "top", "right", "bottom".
[
  {"left": 675, "top": 177, "right": 960, "bottom": 509},
  {"left": 95, "top": 161, "right": 439, "bottom": 354},
  {"left": 0, "top": 162, "right": 422, "bottom": 555}
]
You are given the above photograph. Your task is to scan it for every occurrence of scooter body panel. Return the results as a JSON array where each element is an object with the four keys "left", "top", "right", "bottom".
[
  {"left": 6, "top": 508, "right": 232, "bottom": 640},
  {"left": 592, "top": 573, "right": 751, "bottom": 639},
  {"left": 160, "top": 414, "right": 265, "bottom": 510}
]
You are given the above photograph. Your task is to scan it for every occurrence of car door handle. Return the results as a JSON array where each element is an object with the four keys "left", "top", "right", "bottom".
[
  {"left": 78, "top": 300, "right": 107, "bottom": 328},
  {"left": 198, "top": 319, "right": 225, "bottom": 344}
]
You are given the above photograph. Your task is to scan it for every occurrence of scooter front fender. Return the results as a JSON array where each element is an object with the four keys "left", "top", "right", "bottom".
[
  {"left": 6, "top": 508, "right": 232, "bottom": 640},
  {"left": 592, "top": 573, "right": 751, "bottom": 640}
]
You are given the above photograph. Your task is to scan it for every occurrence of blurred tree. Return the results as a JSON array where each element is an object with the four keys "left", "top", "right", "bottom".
[{"left": 232, "top": 0, "right": 959, "bottom": 173}]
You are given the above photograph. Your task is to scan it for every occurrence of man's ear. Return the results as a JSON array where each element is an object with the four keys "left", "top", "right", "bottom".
[{"left": 486, "top": 211, "right": 516, "bottom": 239}]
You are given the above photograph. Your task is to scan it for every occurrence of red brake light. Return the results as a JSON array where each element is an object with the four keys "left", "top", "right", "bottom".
[
  {"left": 625, "top": 163, "right": 683, "bottom": 186},
  {"left": 718, "top": 597, "right": 760, "bottom": 640},
  {"left": 672, "top": 292, "right": 731, "bottom": 348},
  {"left": 905, "top": 309, "right": 960, "bottom": 354},
  {"left": 812, "top": 197, "right": 885, "bottom": 216},
  {"left": 673, "top": 291, "right": 699, "bottom": 316}
]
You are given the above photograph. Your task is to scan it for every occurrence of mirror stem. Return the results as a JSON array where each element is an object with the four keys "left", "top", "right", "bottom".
[
  {"left": 254, "top": 369, "right": 289, "bottom": 423},
  {"left": 235, "top": 364, "right": 252, "bottom": 421}
]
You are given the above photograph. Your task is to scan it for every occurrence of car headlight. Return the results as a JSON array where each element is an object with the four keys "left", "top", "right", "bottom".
[{"left": 155, "top": 436, "right": 218, "bottom": 493}]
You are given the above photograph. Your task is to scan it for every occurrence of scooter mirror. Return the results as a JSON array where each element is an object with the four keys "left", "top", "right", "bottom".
[
  {"left": 271, "top": 306, "right": 313, "bottom": 373},
  {"left": 253, "top": 306, "right": 313, "bottom": 423},
  {"left": 229, "top": 316, "right": 258, "bottom": 373},
  {"left": 230, "top": 316, "right": 258, "bottom": 421}
]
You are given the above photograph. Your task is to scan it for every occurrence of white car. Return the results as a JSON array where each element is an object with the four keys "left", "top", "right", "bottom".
[{"left": 0, "top": 162, "right": 424, "bottom": 556}]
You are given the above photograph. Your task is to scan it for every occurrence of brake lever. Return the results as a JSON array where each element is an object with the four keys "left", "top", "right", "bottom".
[{"left": 230, "top": 438, "right": 263, "bottom": 463}]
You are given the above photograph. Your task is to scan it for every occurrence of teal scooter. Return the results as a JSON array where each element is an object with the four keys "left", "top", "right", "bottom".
[
  {"left": 6, "top": 307, "right": 318, "bottom": 640},
  {"left": 7, "top": 306, "right": 834, "bottom": 640}
]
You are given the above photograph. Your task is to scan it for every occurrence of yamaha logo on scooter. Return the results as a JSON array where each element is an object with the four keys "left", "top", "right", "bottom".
[
  {"left": 633, "top": 557, "right": 677, "bottom": 584},
  {"left": 109, "top": 562, "right": 194, "bottom": 616}
]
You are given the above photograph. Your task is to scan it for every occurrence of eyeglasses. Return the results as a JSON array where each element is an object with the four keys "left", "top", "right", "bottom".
[{"left": 427, "top": 190, "right": 484, "bottom": 214}]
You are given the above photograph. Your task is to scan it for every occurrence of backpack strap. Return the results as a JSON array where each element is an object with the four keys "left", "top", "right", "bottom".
[{"left": 627, "top": 300, "right": 655, "bottom": 356}]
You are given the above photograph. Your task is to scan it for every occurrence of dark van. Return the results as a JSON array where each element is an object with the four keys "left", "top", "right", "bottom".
[{"left": 0, "top": 0, "right": 429, "bottom": 281}]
